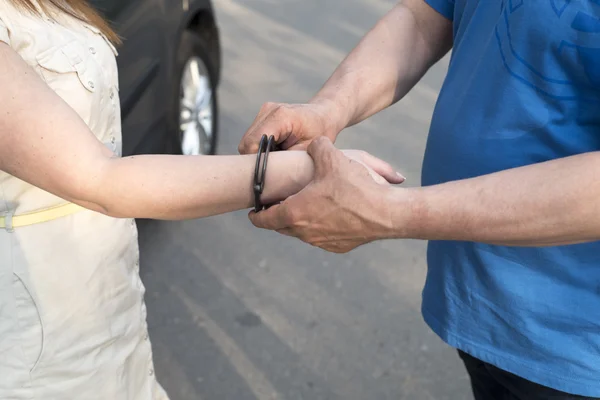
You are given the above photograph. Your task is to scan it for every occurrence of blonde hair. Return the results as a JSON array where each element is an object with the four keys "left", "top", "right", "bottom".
[{"left": 9, "top": 0, "right": 120, "bottom": 44}]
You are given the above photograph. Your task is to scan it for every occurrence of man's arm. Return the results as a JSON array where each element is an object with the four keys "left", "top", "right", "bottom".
[
  {"left": 312, "top": 0, "right": 453, "bottom": 135},
  {"left": 239, "top": 0, "right": 453, "bottom": 153},
  {"left": 250, "top": 139, "right": 600, "bottom": 253},
  {"left": 391, "top": 152, "right": 600, "bottom": 246}
]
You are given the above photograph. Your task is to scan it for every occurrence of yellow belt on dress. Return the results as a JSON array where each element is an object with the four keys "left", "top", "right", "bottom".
[{"left": 0, "top": 203, "right": 84, "bottom": 230}]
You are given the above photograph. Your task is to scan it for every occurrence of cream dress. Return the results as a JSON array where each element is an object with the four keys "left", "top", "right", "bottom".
[{"left": 0, "top": 1, "right": 169, "bottom": 399}]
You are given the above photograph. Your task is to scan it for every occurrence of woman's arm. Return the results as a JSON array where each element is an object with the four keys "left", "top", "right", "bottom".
[
  {"left": 99, "top": 152, "right": 314, "bottom": 219},
  {"left": 0, "top": 44, "right": 399, "bottom": 220}
]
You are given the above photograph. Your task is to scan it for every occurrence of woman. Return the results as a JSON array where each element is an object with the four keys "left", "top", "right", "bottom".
[{"left": 0, "top": 0, "right": 402, "bottom": 398}]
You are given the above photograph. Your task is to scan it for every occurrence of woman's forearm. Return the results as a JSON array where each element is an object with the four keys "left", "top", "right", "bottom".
[
  {"left": 95, "top": 152, "right": 314, "bottom": 220},
  {"left": 2, "top": 45, "right": 308, "bottom": 221}
]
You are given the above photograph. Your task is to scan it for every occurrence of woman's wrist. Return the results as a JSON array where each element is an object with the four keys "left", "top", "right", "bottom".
[{"left": 260, "top": 151, "right": 314, "bottom": 205}]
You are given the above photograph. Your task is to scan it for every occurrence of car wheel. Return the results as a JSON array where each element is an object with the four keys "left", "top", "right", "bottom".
[{"left": 172, "top": 30, "right": 218, "bottom": 155}]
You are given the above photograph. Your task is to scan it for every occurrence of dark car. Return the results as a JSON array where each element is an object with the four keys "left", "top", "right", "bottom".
[{"left": 89, "top": 0, "right": 221, "bottom": 156}]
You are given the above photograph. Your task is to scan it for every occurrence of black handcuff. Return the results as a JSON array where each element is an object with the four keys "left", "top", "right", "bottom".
[{"left": 253, "top": 134, "right": 279, "bottom": 212}]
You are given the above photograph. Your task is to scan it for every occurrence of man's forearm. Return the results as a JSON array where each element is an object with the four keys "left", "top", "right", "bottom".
[
  {"left": 310, "top": 0, "right": 453, "bottom": 137},
  {"left": 388, "top": 152, "right": 600, "bottom": 246}
]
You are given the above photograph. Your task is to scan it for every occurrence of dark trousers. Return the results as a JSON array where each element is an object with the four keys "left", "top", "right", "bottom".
[{"left": 459, "top": 351, "right": 599, "bottom": 400}]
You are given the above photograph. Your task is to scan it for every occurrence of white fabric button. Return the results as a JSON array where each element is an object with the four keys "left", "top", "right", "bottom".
[
  {"left": 110, "top": 136, "right": 115, "bottom": 144},
  {"left": 109, "top": 90, "right": 114, "bottom": 100},
  {"left": 89, "top": 47, "right": 96, "bottom": 55},
  {"left": 131, "top": 219, "right": 135, "bottom": 226},
  {"left": 144, "top": 332, "right": 149, "bottom": 341},
  {"left": 88, "top": 81, "right": 95, "bottom": 89},
  {"left": 149, "top": 368, "right": 154, "bottom": 376}
]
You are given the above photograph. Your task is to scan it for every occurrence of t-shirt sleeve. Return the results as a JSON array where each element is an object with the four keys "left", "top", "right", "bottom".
[
  {"left": 0, "top": 17, "right": 9, "bottom": 45},
  {"left": 424, "top": 0, "right": 455, "bottom": 20}
]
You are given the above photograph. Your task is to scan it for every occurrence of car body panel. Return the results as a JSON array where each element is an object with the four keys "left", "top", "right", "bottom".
[{"left": 89, "top": 0, "right": 220, "bottom": 156}]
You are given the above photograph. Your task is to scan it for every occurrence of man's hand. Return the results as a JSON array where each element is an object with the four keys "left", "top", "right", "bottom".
[
  {"left": 238, "top": 1, "right": 452, "bottom": 156},
  {"left": 249, "top": 137, "right": 403, "bottom": 253},
  {"left": 238, "top": 101, "right": 339, "bottom": 154}
]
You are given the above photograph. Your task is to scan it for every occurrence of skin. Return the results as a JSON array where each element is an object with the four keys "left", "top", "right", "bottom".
[
  {"left": 0, "top": 43, "right": 401, "bottom": 220},
  {"left": 240, "top": 0, "right": 600, "bottom": 253}
]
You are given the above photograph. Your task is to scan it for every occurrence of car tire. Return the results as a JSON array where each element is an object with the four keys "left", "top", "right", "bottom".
[{"left": 169, "top": 30, "right": 219, "bottom": 155}]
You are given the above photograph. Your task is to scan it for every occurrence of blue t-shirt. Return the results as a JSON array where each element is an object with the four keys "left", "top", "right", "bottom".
[{"left": 421, "top": 0, "right": 600, "bottom": 396}]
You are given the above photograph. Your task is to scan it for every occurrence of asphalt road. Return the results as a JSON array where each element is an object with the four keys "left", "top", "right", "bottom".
[{"left": 137, "top": 1, "right": 473, "bottom": 399}]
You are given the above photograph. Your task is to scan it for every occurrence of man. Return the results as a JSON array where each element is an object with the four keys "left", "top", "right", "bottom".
[{"left": 238, "top": 0, "right": 600, "bottom": 399}]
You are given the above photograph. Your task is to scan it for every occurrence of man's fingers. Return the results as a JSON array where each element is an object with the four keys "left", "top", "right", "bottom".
[
  {"left": 238, "top": 132, "right": 261, "bottom": 154},
  {"left": 238, "top": 104, "right": 274, "bottom": 154},
  {"left": 238, "top": 125, "right": 263, "bottom": 154},
  {"left": 238, "top": 103, "right": 293, "bottom": 154},
  {"left": 275, "top": 228, "right": 296, "bottom": 237},
  {"left": 278, "top": 132, "right": 303, "bottom": 150},
  {"left": 307, "top": 136, "right": 344, "bottom": 178},
  {"left": 287, "top": 141, "right": 312, "bottom": 151},
  {"left": 248, "top": 203, "right": 290, "bottom": 231},
  {"left": 359, "top": 152, "right": 405, "bottom": 184}
]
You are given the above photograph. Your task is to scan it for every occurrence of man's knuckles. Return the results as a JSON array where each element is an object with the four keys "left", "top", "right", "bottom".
[{"left": 259, "top": 101, "right": 280, "bottom": 114}]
